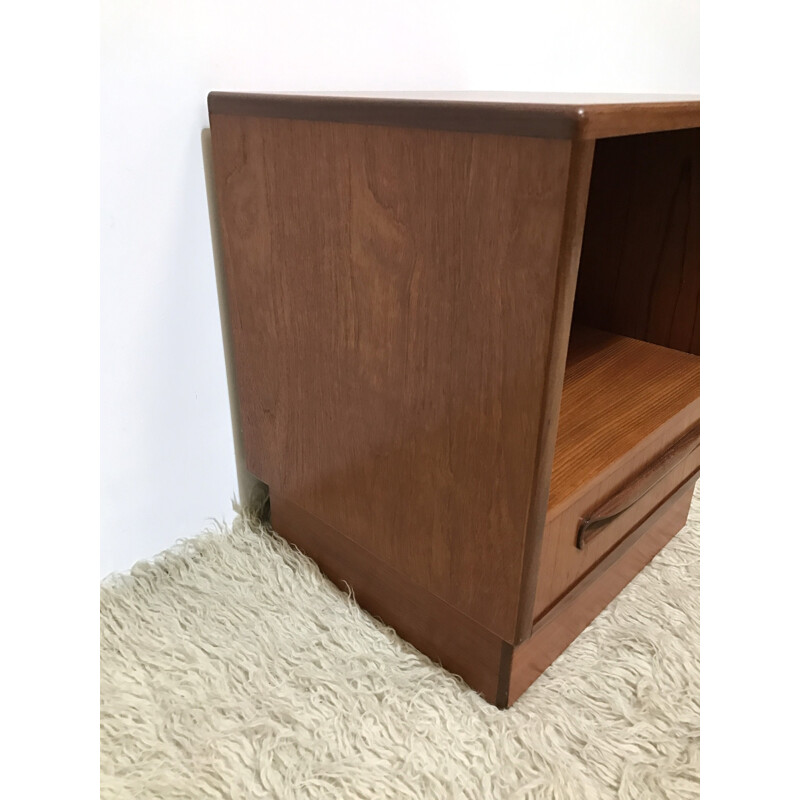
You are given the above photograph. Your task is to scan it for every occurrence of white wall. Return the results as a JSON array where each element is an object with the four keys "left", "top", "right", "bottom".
[{"left": 100, "top": 0, "right": 700, "bottom": 577}]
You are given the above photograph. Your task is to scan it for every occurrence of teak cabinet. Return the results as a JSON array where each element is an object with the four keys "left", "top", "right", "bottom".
[{"left": 208, "top": 92, "right": 700, "bottom": 708}]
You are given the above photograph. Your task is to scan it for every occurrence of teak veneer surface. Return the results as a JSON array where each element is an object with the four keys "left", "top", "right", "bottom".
[
  {"left": 548, "top": 326, "right": 700, "bottom": 515},
  {"left": 208, "top": 91, "right": 699, "bottom": 140},
  {"left": 210, "top": 112, "right": 582, "bottom": 642}
]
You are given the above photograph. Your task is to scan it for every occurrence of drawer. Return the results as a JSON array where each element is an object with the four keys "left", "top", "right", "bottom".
[{"left": 532, "top": 423, "right": 700, "bottom": 619}]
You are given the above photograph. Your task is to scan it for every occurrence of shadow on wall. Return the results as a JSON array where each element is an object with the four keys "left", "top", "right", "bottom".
[{"left": 200, "top": 128, "right": 270, "bottom": 520}]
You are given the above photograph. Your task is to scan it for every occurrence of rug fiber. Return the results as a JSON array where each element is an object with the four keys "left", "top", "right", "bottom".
[{"left": 100, "top": 485, "right": 700, "bottom": 799}]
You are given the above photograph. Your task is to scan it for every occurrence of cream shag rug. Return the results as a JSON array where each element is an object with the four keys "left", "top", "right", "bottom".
[{"left": 100, "top": 486, "right": 700, "bottom": 800}]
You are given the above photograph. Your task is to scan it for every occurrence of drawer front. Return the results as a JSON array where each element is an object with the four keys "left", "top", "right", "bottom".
[{"left": 532, "top": 425, "right": 699, "bottom": 619}]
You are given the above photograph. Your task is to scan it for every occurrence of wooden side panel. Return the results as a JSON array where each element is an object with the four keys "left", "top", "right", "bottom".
[
  {"left": 574, "top": 128, "right": 700, "bottom": 354},
  {"left": 210, "top": 114, "right": 574, "bottom": 641},
  {"left": 513, "top": 141, "right": 595, "bottom": 641},
  {"left": 507, "top": 477, "right": 696, "bottom": 706}
]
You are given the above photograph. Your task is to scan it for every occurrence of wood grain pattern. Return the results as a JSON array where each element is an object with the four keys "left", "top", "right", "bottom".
[
  {"left": 210, "top": 113, "right": 574, "bottom": 642},
  {"left": 507, "top": 477, "right": 697, "bottom": 706},
  {"left": 549, "top": 327, "right": 700, "bottom": 514},
  {"left": 574, "top": 128, "right": 700, "bottom": 354},
  {"left": 270, "top": 493, "right": 507, "bottom": 702},
  {"left": 208, "top": 92, "right": 699, "bottom": 141}
]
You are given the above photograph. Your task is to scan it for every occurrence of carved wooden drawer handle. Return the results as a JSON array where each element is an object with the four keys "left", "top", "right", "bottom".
[{"left": 576, "top": 423, "right": 700, "bottom": 550}]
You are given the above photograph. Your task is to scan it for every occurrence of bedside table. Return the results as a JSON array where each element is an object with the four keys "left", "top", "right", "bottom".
[{"left": 208, "top": 92, "right": 700, "bottom": 708}]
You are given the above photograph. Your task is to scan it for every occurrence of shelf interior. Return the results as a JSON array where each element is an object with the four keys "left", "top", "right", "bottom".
[{"left": 548, "top": 325, "right": 700, "bottom": 513}]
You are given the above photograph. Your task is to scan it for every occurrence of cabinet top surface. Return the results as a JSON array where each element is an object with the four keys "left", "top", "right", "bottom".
[{"left": 208, "top": 91, "right": 700, "bottom": 140}]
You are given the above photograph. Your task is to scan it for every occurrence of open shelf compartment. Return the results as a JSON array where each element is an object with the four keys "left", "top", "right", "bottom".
[
  {"left": 533, "top": 125, "right": 700, "bottom": 622},
  {"left": 549, "top": 325, "right": 699, "bottom": 516}
]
